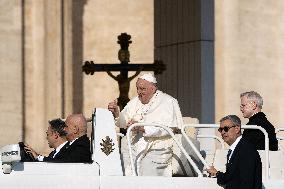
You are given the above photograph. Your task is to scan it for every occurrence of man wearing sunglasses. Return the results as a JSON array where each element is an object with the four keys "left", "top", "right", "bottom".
[
  {"left": 240, "top": 91, "right": 278, "bottom": 151},
  {"left": 206, "top": 115, "right": 262, "bottom": 189}
]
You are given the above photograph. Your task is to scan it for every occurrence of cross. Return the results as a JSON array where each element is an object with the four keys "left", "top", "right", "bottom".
[{"left": 82, "top": 33, "right": 166, "bottom": 111}]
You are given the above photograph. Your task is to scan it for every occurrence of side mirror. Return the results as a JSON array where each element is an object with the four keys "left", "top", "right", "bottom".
[{"left": 1, "top": 144, "right": 21, "bottom": 174}]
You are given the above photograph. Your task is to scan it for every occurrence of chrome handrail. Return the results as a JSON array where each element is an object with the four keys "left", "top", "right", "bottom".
[
  {"left": 182, "top": 124, "right": 218, "bottom": 170},
  {"left": 276, "top": 128, "right": 284, "bottom": 140},
  {"left": 275, "top": 128, "right": 284, "bottom": 133},
  {"left": 196, "top": 135, "right": 225, "bottom": 149}
]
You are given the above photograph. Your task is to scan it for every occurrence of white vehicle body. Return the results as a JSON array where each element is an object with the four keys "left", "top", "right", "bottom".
[{"left": 1, "top": 108, "right": 284, "bottom": 189}]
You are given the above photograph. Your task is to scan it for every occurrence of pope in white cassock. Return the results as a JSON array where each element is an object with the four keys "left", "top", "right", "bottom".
[{"left": 108, "top": 73, "right": 184, "bottom": 176}]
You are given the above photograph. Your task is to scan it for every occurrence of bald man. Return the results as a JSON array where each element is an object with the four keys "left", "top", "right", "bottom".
[{"left": 63, "top": 114, "right": 91, "bottom": 163}]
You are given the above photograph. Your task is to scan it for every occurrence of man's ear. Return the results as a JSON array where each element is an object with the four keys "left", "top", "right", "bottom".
[
  {"left": 73, "top": 125, "right": 80, "bottom": 134},
  {"left": 235, "top": 125, "right": 241, "bottom": 134},
  {"left": 252, "top": 101, "right": 258, "bottom": 110},
  {"left": 54, "top": 132, "right": 59, "bottom": 139}
]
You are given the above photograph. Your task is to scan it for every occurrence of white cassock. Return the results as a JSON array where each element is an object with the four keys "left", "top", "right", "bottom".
[{"left": 117, "top": 90, "right": 183, "bottom": 176}]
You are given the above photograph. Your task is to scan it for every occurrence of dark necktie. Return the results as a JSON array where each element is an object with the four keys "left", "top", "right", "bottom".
[
  {"left": 227, "top": 149, "right": 232, "bottom": 163},
  {"left": 48, "top": 150, "right": 56, "bottom": 159}
]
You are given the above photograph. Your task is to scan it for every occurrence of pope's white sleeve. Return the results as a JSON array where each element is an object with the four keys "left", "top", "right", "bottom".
[
  {"left": 173, "top": 99, "right": 183, "bottom": 129},
  {"left": 116, "top": 111, "right": 128, "bottom": 128},
  {"left": 116, "top": 101, "right": 135, "bottom": 129},
  {"left": 143, "top": 98, "right": 182, "bottom": 137}
]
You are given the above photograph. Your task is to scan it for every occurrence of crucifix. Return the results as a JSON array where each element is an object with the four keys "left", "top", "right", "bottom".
[{"left": 82, "top": 32, "right": 166, "bottom": 111}]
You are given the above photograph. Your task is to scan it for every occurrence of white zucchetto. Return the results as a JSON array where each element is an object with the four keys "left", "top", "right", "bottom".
[{"left": 138, "top": 73, "right": 157, "bottom": 84}]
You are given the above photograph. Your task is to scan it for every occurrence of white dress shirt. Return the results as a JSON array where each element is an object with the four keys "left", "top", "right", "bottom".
[
  {"left": 228, "top": 136, "right": 242, "bottom": 161},
  {"left": 37, "top": 141, "right": 68, "bottom": 161}
]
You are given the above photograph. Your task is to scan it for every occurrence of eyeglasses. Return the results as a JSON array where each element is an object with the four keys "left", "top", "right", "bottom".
[{"left": 218, "top": 125, "right": 236, "bottom": 133}]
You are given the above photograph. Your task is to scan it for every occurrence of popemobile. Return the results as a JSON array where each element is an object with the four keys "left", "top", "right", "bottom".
[{"left": 1, "top": 108, "right": 284, "bottom": 189}]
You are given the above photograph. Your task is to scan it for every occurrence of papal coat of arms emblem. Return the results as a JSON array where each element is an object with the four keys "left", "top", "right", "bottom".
[{"left": 100, "top": 136, "right": 115, "bottom": 156}]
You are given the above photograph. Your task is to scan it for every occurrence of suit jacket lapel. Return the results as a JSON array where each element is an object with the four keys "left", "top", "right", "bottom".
[
  {"left": 46, "top": 150, "right": 56, "bottom": 159},
  {"left": 226, "top": 138, "right": 243, "bottom": 170},
  {"left": 53, "top": 142, "right": 69, "bottom": 160}
]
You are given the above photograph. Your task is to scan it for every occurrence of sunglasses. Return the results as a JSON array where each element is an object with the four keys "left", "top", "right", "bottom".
[{"left": 218, "top": 125, "right": 236, "bottom": 133}]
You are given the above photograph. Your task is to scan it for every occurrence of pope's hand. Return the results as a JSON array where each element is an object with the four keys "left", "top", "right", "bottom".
[
  {"left": 126, "top": 120, "right": 145, "bottom": 134},
  {"left": 127, "top": 119, "right": 137, "bottom": 127},
  {"left": 108, "top": 99, "right": 120, "bottom": 118}
]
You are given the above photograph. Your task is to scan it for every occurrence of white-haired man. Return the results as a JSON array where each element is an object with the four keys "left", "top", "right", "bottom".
[
  {"left": 240, "top": 91, "right": 278, "bottom": 151},
  {"left": 108, "top": 73, "right": 183, "bottom": 176}
]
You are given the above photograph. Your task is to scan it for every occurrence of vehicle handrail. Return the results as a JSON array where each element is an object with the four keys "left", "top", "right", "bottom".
[
  {"left": 182, "top": 124, "right": 217, "bottom": 170},
  {"left": 275, "top": 128, "right": 284, "bottom": 133},
  {"left": 275, "top": 128, "right": 284, "bottom": 151},
  {"left": 196, "top": 135, "right": 225, "bottom": 149},
  {"left": 116, "top": 133, "right": 125, "bottom": 137},
  {"left": 126, "top": 123, "right": 203, "bottom": 177},
  {"left": 276, "top": 128, "right": 284, "bottom": 140},
  {"left": 183, "top": 124, "right": 270, "bottom": 180}
]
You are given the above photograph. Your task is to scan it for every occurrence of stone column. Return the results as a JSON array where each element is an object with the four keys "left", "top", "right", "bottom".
[
  {"left": 62, "top": 0, "right": 73, "bottom": 117},
  {"left": 24, "top": 0, "right": 63, "bottom": 153},
  {"left": 0, "top": 0, "right": 23, "bottom": 147}
]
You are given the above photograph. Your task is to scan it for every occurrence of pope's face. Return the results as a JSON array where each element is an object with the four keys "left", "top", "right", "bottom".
[{"left": 136, "top": 79, "right": 156, "bottom": 104}]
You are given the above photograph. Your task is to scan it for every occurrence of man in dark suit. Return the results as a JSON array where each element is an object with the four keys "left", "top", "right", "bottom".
[
  {"left": 240, "top": 91, "right": 278, "bottom": 150},
  {"left": 206, "top": 115, "right": 262, "bottom": 189},
  {"left": 63, "top": 114, "right": 91, "bottom": 163},
  {"left": 25, "top": 118, "right": 69, "bottom": 162}
]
